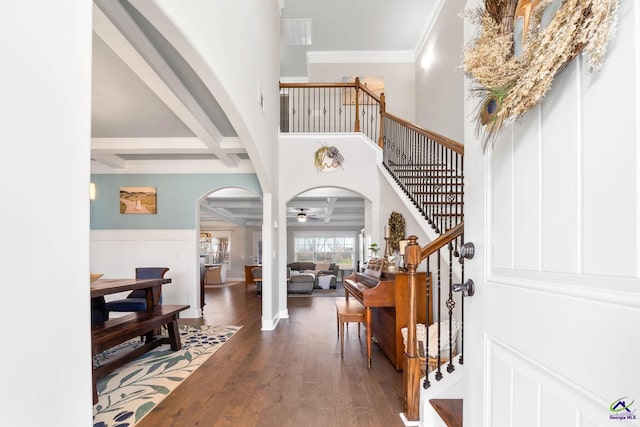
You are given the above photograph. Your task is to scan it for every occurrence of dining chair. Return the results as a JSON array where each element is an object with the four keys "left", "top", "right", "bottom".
[
  {"left": 106, "top": 267, "right": 170, "bottom": 313},
  {"left": 251, "top": 266, "right": 262, "bottom": 295}
]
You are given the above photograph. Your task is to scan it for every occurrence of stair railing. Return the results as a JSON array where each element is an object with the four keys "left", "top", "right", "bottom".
[
  {"left": 280, "top": 78, "right": 384, "bottom": 146},
  {"left": 381, "top": 112, "right": 464, "bottom": 235},
  {"left": 404, "top": 223, "right": 465, "bottom": 420}
]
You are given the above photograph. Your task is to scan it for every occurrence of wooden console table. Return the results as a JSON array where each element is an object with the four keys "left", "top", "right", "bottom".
[{"left": 90, "top": 278, "right": 189, "bottom": 403}]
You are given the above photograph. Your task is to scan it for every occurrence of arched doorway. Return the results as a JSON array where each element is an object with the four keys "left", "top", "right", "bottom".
[
  {"left": 285, "top": 187, "right": 368, "bottom": 286},
  {"left": 197, "top": 187, "right": 262, "bottom": 308}
]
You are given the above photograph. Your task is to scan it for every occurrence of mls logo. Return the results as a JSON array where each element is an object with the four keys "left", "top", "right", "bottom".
[{"left": 610, "top": 397, "right": 637, "bottom": 421}]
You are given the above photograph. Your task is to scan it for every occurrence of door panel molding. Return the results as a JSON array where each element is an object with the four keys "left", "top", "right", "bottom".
[{"left": 486, "top": 335, "right": 606, "bottom": 427}]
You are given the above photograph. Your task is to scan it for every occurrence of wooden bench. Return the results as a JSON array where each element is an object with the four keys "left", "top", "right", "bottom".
[
  {"left": 91, "top": 304, "right": 189, "bottom": 403},
  {"left": 335, "top": 299, "right": 366, "bottom": 359}
]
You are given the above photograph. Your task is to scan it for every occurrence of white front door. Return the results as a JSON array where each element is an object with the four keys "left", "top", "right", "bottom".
[{"left": 463, "top": 1, "right": 640, "bottom": 425}]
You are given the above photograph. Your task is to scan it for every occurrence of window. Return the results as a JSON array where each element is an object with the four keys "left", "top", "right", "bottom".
[
  {"left": 294, "top": 233, "right": 355, "bottom": 267},
  {"left": 200, "top": 232, "right": 231, "bottom": 265}
]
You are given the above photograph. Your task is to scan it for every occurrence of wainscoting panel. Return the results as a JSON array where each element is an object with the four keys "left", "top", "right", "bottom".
[
  {"left": 512, "top": 107, "right": 541, "bottom": 272},
  {"left": 90, "top": 229, "right": 201, "bottom": 318},
  {"left": 512, "top": 369, "right": 537, "bottom": 427},
  {"left": 491, "top": 129, "right": 515, "bottom": 270},
  {"left": 488, "top": 1, "right": 639, "bottom": 280},
  {"left": 540, "top": 62, "right": 580, "bottom": 274},
  {"left": 486, "top": 336, "right": 605, "bottom": 427}
]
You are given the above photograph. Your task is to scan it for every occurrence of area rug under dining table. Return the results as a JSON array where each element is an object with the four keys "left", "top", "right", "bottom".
[{"left": 93, "top": 324, "right": 241, "bottom": 427}]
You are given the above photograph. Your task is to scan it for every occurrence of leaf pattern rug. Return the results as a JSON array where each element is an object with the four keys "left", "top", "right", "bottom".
[{"left": 93, "top": 324, "right": 241, "bottom": 427}]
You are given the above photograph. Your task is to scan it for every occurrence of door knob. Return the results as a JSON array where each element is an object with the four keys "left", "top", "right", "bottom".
[
  {"left": 453, "top": 279, "right": 475, "bottom": 297},
  {"left": 459, "top": 242, "right": 475, "bottom": 259}
]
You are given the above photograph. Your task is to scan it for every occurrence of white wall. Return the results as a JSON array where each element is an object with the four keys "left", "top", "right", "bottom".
[
  {"left": 90, "top": 230, "right": 201, "bottom": 318},
  {"left": 414, "top": 0, "right": 466, "bottom": 142},
  {"left": 130, "top": 0, "right": 282, "bottom": 327},
  {"left": 308, "top": 59, "right": 416, "bottom": 123},
  {"left": 279, "top": 133, "right": 384, "bottom": 238},
  {"left": 278, "top": 133, "right": 384, "bottom": 318},
  {"left": 0, "top": 2, "right": 93, "bottom": 425}
]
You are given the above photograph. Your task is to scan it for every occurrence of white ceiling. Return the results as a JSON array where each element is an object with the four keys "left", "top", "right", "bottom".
[
  {"left": 91, "top": 0, "right": 436, "bottom": 226},
  {"left": 280, "top": 0, "right": 438, "bottom": 77}
]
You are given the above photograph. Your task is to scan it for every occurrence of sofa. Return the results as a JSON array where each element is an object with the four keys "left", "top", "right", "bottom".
[
  {"left": 287, "top": 262, "right": 339, "bottom": 289},
  {"left": 288, "top": 272, "right": 315, "bottom": 294}
]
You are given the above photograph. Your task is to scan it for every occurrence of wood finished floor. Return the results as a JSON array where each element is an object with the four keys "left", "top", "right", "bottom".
[{"left": 137, "top": 282, "right": 406, "bottom": 427}]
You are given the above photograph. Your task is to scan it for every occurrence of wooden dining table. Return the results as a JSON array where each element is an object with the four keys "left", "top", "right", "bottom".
[
  {"left": 90, "top": 277, "right": 189, "bottom": 403},
  {"left": 90, "top": 277, "right": 171, "bottom": 310}
]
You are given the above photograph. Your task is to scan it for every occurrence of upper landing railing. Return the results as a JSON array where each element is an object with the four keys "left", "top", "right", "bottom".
[{"left": 280, "top": 78, "right": 384, "bottom": 146}]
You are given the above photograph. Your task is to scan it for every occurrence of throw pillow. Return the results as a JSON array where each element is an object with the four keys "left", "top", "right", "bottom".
[
  {"left": 315, "top": 262, "right": 331, "bottom": 271},
  {"left": 400, "top": 319, "right": 461, "bottom": 358}
]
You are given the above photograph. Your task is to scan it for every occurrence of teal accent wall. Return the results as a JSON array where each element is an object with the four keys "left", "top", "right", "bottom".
[{"left": 90, "top": 173, "right": 261, "bottom": 229}]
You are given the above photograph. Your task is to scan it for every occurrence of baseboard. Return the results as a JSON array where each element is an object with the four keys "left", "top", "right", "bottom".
[
  {"left": 399, "top": 412, "right": 420, "bottom": 426},
  {"left": 261, "top": 313, "right": 280, "bottom": 331}
]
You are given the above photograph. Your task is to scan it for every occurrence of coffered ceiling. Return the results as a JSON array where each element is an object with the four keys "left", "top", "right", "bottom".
[{"left": 200, "top": 187, "right": 366, "bottom": 228}]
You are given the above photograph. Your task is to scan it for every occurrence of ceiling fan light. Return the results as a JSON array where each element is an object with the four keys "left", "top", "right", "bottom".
[{"left": 298, "top": 212, "right": 307, "bottom": 222}]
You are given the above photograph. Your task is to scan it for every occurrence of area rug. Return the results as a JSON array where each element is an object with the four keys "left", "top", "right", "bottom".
[
  {"left": 288, "top": 282, "right": 346, "bottom": 298},
  {"left": 93, "top": 324, "right": 241, "bottom": 427}
]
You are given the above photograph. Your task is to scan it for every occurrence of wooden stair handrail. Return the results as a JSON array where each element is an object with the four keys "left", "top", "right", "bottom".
[
  {"left": 279, "top": 82, "right": 355, "bottom": 89},
  {"left": 382, "top": 111, "right": 464, "bottom": 155},
  {"left": 419, "top": 222, "right": 465, "bottom": 261},
  {"left": 279, "top": 80, "right": 383, "bottom": 104}
]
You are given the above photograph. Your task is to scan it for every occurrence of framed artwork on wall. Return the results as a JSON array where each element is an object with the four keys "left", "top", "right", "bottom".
[{"left": 120, "top": 187, "right": 157, "bottom": 214}]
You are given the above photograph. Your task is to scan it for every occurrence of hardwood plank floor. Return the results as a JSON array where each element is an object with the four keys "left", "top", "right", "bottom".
[{"left": 137, "top": 282, "right": 406, "bottom": 427}]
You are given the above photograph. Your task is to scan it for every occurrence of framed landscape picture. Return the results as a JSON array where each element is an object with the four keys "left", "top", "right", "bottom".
[{"left": 120, "top": 187, "right": 157, "bottom": 214}]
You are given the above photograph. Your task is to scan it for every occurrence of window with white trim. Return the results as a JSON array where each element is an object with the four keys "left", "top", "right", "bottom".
[
  {"left": 200, "top": 231, "right": 231, "bottom": 265},
  {"left": 294, "top": 233, "right": 355, "bottom": 268}
]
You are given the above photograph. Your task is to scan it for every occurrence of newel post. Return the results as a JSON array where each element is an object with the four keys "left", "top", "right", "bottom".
[
  {"left": 354, "top": 77, "right": 361, "bottom": 133},
  {"left": 378, "top": 92, "right": 385, "bottom": 148},
  {"left": 404, "top": 235, "right": 421, "bottom": 421}
]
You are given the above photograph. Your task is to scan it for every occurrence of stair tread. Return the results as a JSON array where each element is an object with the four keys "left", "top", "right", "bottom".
[{"left": 429, "top": 399, "right": 462, "bottom": 427}]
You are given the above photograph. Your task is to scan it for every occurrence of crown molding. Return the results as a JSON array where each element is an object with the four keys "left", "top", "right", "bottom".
[
  {"left": 279, "top": 76, "right": 309, "bottom": 83},
  {"left": 414, "top": 0, "right": 446, "bottom": 56},
  {"left": 306, "top": 50, "right": 415, "bottom": 65}
]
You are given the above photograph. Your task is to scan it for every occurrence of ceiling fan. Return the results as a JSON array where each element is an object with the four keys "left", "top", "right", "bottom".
[{"left": 295, "top": 208, "right": 319, "bottom": 223}]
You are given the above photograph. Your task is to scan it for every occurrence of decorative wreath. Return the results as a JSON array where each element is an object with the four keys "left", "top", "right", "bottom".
[
  {"left": 314, "top": 144, "right": 344, "bottom": 172},
  {"left": 463, "top": 0, "right": 619, "bottom": 151},
  {"left": 388, "top": 211, "right": 406, "bottom": 253}
]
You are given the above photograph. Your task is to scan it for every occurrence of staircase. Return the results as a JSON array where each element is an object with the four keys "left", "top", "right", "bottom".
[
  {"left": 429, "top": 399, "right": 462, "bottom": 427},
  {"left": 280, "top": 79, "right": 465, "bottom": 426},
  {"left": 380, "top": 124, "right": 465, "bottom": 425},
  {"left": 420, "top": 358, "right": 463, "bottom": 427}
]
